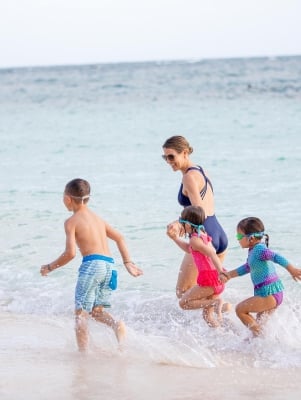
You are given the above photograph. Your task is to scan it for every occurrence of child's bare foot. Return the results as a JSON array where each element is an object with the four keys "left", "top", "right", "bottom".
[
  {"left": 114, "top": 320, "right": 126, "bottom": 343},
  {"left": 214, "top": 298, "right": 224, "bottom": 321},
  {"left": 222, "top": 302, "right": 232, "bottom": 313}
]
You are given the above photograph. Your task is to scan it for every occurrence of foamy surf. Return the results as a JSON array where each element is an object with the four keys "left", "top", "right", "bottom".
[{"left": 1, "top": 311, "right": 301, "bottom": 400}]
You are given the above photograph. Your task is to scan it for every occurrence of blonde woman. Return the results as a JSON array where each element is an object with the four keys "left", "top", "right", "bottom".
[{"left": 162, "top": 136, "right": 228, "bottom": 299}]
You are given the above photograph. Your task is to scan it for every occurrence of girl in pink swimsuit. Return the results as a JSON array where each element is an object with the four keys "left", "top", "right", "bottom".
[{"left": 167, "top": 205, "right": 230, "bottom": 327}]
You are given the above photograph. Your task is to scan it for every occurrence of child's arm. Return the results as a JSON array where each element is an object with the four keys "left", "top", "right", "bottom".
[
  {"left": 260, "top": 248, "right": 301, "bottom": 281},
  {"left": 170, "top": 237, "right": 190, "bottom": 253},
  {"left": 106, "top": 223, "right": 143, "bottom": 277},
  {"left": 286, "top": 263, "right": 301, "bottom": 281},
  {"left": 220, "top": 264, "right": 249, "bottom": 282},
  {"left": 190, "top": 235, "right": 224, "bottom": 273},
  {"left": 166, "top": 224, "right": 190, "bottom": 253},
  {"left": 40, "top": 218, "right": 76, "bottom": 276}
]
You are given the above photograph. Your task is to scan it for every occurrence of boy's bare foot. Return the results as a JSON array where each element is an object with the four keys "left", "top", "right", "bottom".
[{"left": 114, "top": 320, "right": 126, "bottom": 343}]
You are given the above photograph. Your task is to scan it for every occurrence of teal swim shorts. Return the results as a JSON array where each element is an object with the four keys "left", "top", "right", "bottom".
[{"left": 75, "top": 254, "right": 115, "bottom": 312}]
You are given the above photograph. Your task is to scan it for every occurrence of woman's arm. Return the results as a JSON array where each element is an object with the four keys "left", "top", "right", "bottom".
[{"left": 182, "top": 172, "right": 204, "bottom": 206}]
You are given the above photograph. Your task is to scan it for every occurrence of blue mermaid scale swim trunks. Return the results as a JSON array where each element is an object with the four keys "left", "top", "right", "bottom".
[{"left": 75, "top": 254, "right": 115, "bottom": 312}]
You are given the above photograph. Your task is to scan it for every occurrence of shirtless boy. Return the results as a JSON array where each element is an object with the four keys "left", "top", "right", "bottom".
[{"left": 40, "top": 178, "right": 143, "bottom": 352}]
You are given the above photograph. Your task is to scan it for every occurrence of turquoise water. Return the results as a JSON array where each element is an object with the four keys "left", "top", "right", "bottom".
[{"left": 0, "top": 56, "right": 301, "bottom": 372}]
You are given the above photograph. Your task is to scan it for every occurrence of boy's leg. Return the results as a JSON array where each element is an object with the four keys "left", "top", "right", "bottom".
[
  {"left": 235, "top": 295, "right": 277, "bottom": 336},
  {"left": 92, "top": 306, "right": 126, "bottom": 343},
  {"left": 75, "top": 309, "right": 90, "bottom": 352}
]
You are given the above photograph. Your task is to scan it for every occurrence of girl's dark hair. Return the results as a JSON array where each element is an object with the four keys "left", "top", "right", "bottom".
[
  {"left": 65, "top": 178, "right": 90, "bottom": 204},
  {"left": 237, "top": 217, "right": 269, "bottom": 246},
  {"left": 181, "top": 206, "right": 206, "bottom": 234},
  {"left": 162, "top": 135, "right": 193, "bottom": 154}
]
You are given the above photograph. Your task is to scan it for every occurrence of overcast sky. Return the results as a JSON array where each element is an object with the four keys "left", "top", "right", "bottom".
[{"left": 0, "top": 0, "right": 300, "bottom": 68}]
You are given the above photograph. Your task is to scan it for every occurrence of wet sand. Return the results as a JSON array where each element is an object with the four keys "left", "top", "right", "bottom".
[{"left": 1, "top": 313, "right": 300, "bottom": 400}]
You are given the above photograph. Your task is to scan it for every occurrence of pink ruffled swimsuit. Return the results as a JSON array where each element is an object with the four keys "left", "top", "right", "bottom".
[{"left": 190, "top": 233, "right": 224, "bottom": 295}]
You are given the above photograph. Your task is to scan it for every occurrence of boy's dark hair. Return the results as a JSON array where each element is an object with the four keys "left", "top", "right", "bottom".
[
  {"left": 181, "top": 206, "right": 206, "bottom": 226},
  {"left": 65, "top": 178, "right": 90, "bottom": 204},
  {"left": 237, "top": 217, "right": 269, "bottom": 246}
]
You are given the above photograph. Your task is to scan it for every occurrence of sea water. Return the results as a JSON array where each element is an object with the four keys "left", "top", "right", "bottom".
[{"left": 0, "top": 56, "right": 301, "bottom": 399}]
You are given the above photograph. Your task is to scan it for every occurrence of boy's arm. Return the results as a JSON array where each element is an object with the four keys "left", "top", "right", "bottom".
[
  {"left": 40, "top": 219, "right": 77, "bottom": 276},
  {"left": 105, "top": 223, "right": 143, "bottom": 277}
]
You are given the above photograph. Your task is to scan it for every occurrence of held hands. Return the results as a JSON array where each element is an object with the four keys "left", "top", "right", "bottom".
[
  {"left": 123, "top": 261, "right": 143, "bottom": 277},
  {"left": 166, "top": 220, "right": 184, "bottom": 240},
  {"left": 219, "top": 271, "right": 230, "bottom": 283}
]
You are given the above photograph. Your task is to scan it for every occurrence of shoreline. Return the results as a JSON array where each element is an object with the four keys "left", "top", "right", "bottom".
[{"left": 1, "top": 312, "right": 300, "bottom": 400}]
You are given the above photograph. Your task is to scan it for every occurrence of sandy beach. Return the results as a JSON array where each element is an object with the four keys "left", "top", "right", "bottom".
[{"left": 1, "top": 312, "right": 300, "bottom": 400}]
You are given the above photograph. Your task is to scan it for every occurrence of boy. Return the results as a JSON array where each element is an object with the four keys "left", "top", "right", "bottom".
[{"left": 40, "top": 178, "right": 143, "bottom": 352}]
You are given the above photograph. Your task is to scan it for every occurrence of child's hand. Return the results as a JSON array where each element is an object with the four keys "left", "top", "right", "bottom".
[
  {"left": 166, "top": 221, "right": 183, "bottom": 239},
  {"left": 287, "top": 265, "right": 301, "bottom": 281},
  {"left": 40, "top": 264, "right": 51, "bottom": 276},
  {"left": 219, "top": 271, "right": 229, "bottom": 283},
  {"left": 124, "top": 261, "right": 143, "bottom": 277}
]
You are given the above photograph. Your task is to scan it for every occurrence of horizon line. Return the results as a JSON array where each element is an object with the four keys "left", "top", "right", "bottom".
[{"left": 0, "top": 52, "right": 300, "bottom": 71}]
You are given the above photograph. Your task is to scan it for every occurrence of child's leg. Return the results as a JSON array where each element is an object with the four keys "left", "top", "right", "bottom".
[
  {"left": 91, "top": 305, "right": 126, "bottom": 343},
  {"left": 75, "top": 309, "right": 90, "bottom": 352},
  {"left": 202, "top": 295, "right": 226, "bottom": 327},
  {"left": 235, "top": 295, "right": 277, "bottom": 336},
  {"left": 176, "top": 252, "right": 198, "bottom": 299},
  {"left": 179, "top": 285, "right": 216, "bottom": 310},
  {"left": 179, "top": 285, "right": 225, "bottom": 327},
  {"left": 202, "top": 307, "right": 220, "bottom": 328}
]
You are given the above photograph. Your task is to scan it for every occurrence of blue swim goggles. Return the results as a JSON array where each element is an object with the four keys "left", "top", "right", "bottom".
[{"left": 179, "top": 218, "right": 205, "bottom": 237}]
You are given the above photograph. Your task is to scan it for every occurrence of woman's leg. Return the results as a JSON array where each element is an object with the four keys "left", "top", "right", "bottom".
[
  {"left": 235, "top": 295, "right": 277, "bottom": 336},
  {"left": 176, "top": 252, "right": 198, "bottom": 298},
  {"left": 217, "top": 250, "right": 226, "bottom": 263}
]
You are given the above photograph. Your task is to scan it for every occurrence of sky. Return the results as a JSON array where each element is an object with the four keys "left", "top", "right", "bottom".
[{"left": 0, "top": 0, "right": 301, "bottom": 68}]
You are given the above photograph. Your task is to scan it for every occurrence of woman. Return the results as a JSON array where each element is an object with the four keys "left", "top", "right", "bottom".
[{"left": 162, "top": 135, "right": 228, "bottom": 299}]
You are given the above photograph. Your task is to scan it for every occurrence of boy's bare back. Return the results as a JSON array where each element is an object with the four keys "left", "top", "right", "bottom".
[{"left": 66, "top": 207, "right": 113, "bottom": 257}]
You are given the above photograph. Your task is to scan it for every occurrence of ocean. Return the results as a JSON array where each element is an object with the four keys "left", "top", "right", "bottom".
[{"left": 0, "top": 55, "right": 301, "bottom": 399}]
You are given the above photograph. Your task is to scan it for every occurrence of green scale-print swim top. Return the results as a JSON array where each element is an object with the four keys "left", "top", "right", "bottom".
[{"left": 235, "top": 243, "right": 289, "bottom": 297}]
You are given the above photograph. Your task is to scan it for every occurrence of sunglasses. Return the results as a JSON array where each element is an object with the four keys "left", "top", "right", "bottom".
[{"left": 162, "top": 154, "right": 175, "bottom": 162}]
